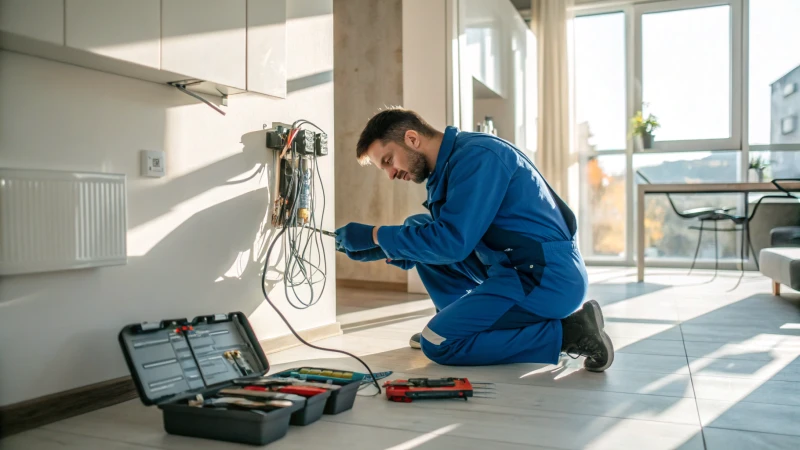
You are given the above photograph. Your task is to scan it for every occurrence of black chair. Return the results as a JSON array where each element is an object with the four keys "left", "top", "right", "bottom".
[
  {"left": 711, "top": 178, "right": 800, "bottom": 275},
  {"left": 636, "top": 171, "right": 736, "bottom": 275}
]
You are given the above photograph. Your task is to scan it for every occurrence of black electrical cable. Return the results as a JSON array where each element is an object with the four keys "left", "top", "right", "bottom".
[
  {"left": 260, "top": 227, "right": 382, "bottom": 394},
  {"left": 259, "top": 120, "right": 382, "bottom": 394}
]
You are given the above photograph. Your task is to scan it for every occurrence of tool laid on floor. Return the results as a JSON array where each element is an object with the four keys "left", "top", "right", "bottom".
[{"left": 383, "top": 377, "right": 495, "bottom": 403}]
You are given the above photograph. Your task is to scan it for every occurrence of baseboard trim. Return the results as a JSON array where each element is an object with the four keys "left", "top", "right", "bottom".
[
  {"left": 337, "top": 279, "right": 408, "bottom": 292},
  {"left": 260, "top": 321, "right": 343, "bottom": 354},
  {"left": 0, "top": 376, "right": 137, "bottom": 438}
]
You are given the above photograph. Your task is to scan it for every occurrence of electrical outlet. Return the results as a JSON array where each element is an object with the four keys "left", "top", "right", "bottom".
[{"left": 141, "top": 150, "right": 166, "bottom": 178}]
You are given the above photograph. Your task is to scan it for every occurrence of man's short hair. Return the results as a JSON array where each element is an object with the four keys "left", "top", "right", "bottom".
[{"left": 356, "top": 107, "right": 439, "bottom": 165}]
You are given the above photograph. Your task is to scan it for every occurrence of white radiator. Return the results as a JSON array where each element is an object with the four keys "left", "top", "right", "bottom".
[{"left": 0, "top": 168, "right": 127, "bottom": 275}]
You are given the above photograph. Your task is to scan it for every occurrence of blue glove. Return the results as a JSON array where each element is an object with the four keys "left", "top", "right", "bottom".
[
  {"left": 335, "top": 222, "right": 378, "bottom": 252},
  {"left": 340, "top": 246, "right": 388, "bottom": 262}
]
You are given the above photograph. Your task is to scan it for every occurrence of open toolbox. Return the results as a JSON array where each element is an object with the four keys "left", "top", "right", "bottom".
[{"left": 118, "top": 312, "right": 357, "bottom": 446}]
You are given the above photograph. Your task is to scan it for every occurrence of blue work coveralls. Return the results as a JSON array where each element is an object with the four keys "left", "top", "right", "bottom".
[{"left": 376, "top": 126, "right": 588, "bottom": 366}]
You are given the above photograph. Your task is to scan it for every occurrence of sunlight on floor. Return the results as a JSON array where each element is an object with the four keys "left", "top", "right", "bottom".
[{"left": 384, "top": 424, "right": 463, "bottom": 450}]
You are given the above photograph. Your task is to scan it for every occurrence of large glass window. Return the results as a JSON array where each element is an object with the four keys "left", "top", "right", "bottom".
[
  {"left": 570, "top": 0, "right": 798, "bottom": 267},
  {"left": 749, "top": 0, "right": 800, "bottom": 145},
  {"left": 633, "top": 152, "right": 741, "bottom": 260},
  {"left": 581, "top": 155, "right": 626, "bottom": 257},
  {"left": 574, "top": 13, "right": 626, "bottom": 151},
  {"left": 641, "top": 5, "right": 732, "bottom": 142},
  {"left": 748, "top": 150, "right": 800, "bottom": 181}
]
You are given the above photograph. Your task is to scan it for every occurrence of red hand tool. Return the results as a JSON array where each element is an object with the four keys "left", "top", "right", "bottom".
[{"left": 383, "top": 377, "right": 494, "bottom": 403}]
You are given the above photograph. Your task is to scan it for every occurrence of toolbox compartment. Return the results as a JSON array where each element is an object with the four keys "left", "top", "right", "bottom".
[
  {"left": 160, "top": 398, "right": 297, "bottom": 445},
  {"left": 288, "top": 389, "right": 331, "bottom": 425},
  {"left": 270, "top": 366, "right": 361, "bottom": 415},
  {"left": 118, "top": 312, "right": 333, "bottom": 446}
]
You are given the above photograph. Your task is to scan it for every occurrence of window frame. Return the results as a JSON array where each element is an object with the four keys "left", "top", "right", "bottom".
[
  {"left": 571, "top": 6, "right": 634, "bottom": 262},
  {"left": 633, "top": 0, "right": 743, "bottom": 152},
  {"left": 571, "top": 0, "right": 757, "bottom": 267}
]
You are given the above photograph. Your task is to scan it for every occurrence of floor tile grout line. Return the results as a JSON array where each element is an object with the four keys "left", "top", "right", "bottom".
[
  {"left": 46, "top": 419, "right": 567, "bottom": 450},
  {"left": 30, "top": 427, "right": 164, "bottom": 450},
  {"left": 681, "top": 319, "right": 709, "bottom": 450},
  {"left": 690, "top": 373, "right": 800, "bottom": 384},
  {"left": 703, "top": 424, "right": 800, "bottom": 439},
  {"left": 319, "top": 415, "right": 696, "bottom": 450},
  {"left": 326, "top": 401, "right": 702, "bottom": 428}
]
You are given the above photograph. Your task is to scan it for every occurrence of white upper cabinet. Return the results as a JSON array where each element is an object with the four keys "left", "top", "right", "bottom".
[
  {"left": 65, "top": 0, "right": 161, "bottom": 70},
  {"left": 247, "top": 0, "right": 287, "bottom": 98},
  {"left": 161, "top": 0, "right": 247, "bottom": 89},
  {"left": 1, "top": 0, "right": 286, "bottom": 95},
  {"left": 0, "top": 0, "right": 64, "bottom": 45}
]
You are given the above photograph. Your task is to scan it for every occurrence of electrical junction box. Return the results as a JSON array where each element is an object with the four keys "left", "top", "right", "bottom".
[{"left": 141, "top": 150, "right": 166, "bottom": 178}]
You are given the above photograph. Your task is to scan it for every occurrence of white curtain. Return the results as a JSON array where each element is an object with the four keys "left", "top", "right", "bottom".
[{"left": 531, "top": 0, "right": 573, "bottom": 199}]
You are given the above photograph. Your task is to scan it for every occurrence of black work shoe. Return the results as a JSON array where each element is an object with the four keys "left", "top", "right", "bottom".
[
  {"left": 409, "top": 332, "right": 421, "bottom": 349},
  {"left": 563, "top": 299, "right": 604, "bottom": 329},
  {"left": 561, "top": 300, "right": 614, "bottom": 372}
]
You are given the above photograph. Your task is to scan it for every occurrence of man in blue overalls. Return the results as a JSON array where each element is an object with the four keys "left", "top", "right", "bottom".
[{"left": 335, "top": 108, "right": 614, "bottom": 371}]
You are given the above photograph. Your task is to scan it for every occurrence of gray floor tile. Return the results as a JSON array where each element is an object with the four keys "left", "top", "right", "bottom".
[
  {"left": 692, "top": 375, "right": 800, "bottom": 407},
  {"left": 614, "top": 336, "right": 688, "bottom": 356},
  {"left": 703, "top": 427, "right": 800, "bottom": 450},
  {"left": 698, "top": 398, "right": 800, "bottom": 436},
  {"left": 684, "top": 340, "right": 800, "bottom": 361},
  {"left": 323, "top": 398, "right": 704, "bottom": 450},
  {"left": 0, "top": 428, "right": 153, "bottom": 450},
  {"left": 688, "top": 356, "right": 800, "bottom": 382}
]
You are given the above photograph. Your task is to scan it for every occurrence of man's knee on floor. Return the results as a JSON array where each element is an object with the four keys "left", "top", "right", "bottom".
[
  {"left": 404, "top": 213, "right": 433, "bottom": 227},
  {"left": 419, "top": 325, "right": 456, "bottom": 365}
]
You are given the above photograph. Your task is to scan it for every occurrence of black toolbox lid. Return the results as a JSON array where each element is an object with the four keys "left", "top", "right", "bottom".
[{"left": 118, "top": 312, "right": 270, "bottom": 406}]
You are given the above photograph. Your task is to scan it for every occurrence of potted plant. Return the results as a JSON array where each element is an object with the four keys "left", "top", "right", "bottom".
[
  {"left": 749, "top": 156, "right": 770, "bottom": 182},
  {"left": 630, "top": 110, "right": 660, "bottom": 150}
]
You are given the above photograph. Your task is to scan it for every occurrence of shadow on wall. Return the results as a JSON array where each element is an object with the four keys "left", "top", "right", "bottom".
[
  {"left": 127, "top": 130, "right": 268, "bottom": 229},
  {"left": 123, "top": 129, "right": 283, "bottom": 317}
]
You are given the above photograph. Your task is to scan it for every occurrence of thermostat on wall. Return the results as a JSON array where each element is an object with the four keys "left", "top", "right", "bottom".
[{"left": 140, "top": 150, "right": 166, "bottom": 178}]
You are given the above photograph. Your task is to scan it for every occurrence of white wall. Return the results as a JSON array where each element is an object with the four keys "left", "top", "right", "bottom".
[
  {"left": 402, "top": 0, "right": 449, "bottom": 294},
  {"left": 0, "top": 0, "right": 335, "bottom": 407}
]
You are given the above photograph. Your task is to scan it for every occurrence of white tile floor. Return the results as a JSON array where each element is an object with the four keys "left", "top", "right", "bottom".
[{"left": 5, "top": 268, "right": 800, "bottom": 450}]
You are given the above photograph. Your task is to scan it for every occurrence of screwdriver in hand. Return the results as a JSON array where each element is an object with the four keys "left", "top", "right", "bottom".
[{"left": 309, "top": 227, "right": 336, "bottom": 238}]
